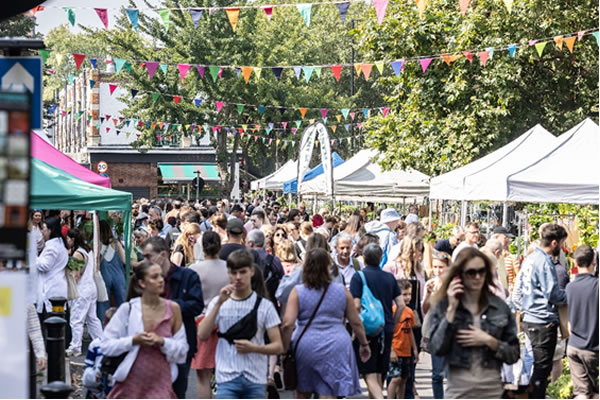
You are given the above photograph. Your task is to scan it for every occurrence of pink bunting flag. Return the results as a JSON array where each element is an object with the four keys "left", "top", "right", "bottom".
[
  {"left": 216, "top": 101, "right": 225, "bottom": 113},
  {"left": 262, "top": 6, "right": 273, "bottom": 22},
  {"left": 196, "top": 65, "right": 205, "bottom": 79},
  {"left": 94, "top": 8, "right": 109, "bottom": 29},
  {"left": 577, "top": 31, "right": 585, "bottom": 41},
  {"left": 528, "top": 40, "right": 538, "bottom": 46},
  {"left": 478, "top": 51, "right": 489, "bottom": 66},
  {"left": 177, "top": 64, "right": 191, "bottom": 81},
  {"left": 320, "top": 109, "right": 329, "bottom": 119},
  {"left": 357, "top": 123, "right": 362, "bottom": 129},
  {"left": 373, "top": 0, "right": 389, "bottom": 25},
  {"left": 282, "top": 121, "right": 288, "bottom": 129},
  {"left": 173, "top": 96, "right": 181, "bottom": 105},
  {"left": 217, "top": 67, "right": 223, "bottom": 78},
  {"left": 462, "top": 51, "right": 473, "bottom": 63},
  {"left": 459, "top": 0, "right": 470, "bottom": 16},
  {"left": 146, "top": 61, "right": 159, "bottom": 79},
  {"left": 108, "top": 84, "right": 118, "bottom": 95},
  {"left": 106, "top": 127, "right": 110, "bottom": 133},
  {"left": 381, "top": 107, "right": 390, "bottom": 116},
  {"left": 349, "top": 112, "right": 356, "bottom": 120},
  {"left": 254, "top": 136, "right": 258, "bottom": 142},
  {"left": 420, "top": 58, "right": 433, "bottom": 73}
]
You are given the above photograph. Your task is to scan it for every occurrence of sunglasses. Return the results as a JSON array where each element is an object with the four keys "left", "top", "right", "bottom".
[
  {"left": 275, "top": 232, "right": 286, "bottom": 237},
  {"left": 432, "top": 251, "right": 450, "bottom": 260},
  {"left": 463, "top": 267, "right": 486, "bottom": 278}
]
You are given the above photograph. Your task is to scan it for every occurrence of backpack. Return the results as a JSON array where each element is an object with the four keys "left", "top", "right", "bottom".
[
  {"left": 357, "top": 271, "right": 385, "bottom": 337},
  {"left": 258, "top": 254, "right": 281, "bottom": 310}
]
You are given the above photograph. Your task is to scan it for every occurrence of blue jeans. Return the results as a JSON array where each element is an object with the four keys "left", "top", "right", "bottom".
[
  {"left": 216, "top": 375, "right": 265, "bottom": 399},
  {"left": 431, "top": 354, "right": 445, "bottom": 399},
  {"left": 96, "top": 254, "right": 126, "bottom": 322}
]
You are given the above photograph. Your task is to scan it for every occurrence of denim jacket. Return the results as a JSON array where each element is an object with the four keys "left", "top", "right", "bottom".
[{"left": 427, "top": 293, "right": 519, "bottom": 370}]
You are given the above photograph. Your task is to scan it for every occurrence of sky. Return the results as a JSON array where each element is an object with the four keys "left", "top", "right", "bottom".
[{"left": 35, "top": 0, "right": 161, "bottom": 36}]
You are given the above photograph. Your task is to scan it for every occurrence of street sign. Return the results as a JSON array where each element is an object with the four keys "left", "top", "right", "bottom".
[
  {"left": 97, "top": 160, "right": 109, "bottom": 174},
  {"left": 0, "top": 57, "right": 42, "bottom": 129}
]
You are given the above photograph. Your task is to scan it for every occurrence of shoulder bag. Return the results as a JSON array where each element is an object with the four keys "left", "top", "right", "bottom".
[
  {"left": 100, "top": 301, "right": 132, "bottom": 375},
  {"left": 282, "top": 284, "right": 329, "bottom": 390}
]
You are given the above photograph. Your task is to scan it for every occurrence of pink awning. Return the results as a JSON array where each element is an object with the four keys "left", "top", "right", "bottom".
[{"left": 30, "top": 131, "right": 111, "bottom": 188}]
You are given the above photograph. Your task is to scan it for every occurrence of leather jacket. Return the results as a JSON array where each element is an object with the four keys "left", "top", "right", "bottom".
[{"left": 427, "top": 293, "right": 519, "bottom": 370}]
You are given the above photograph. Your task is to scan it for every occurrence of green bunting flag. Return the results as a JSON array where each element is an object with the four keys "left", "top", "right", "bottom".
[
  {"left": 65, "top": 8, "right": 75, "bottom": 26},
  {"left": 158, "top": 9, "right": 170, "bottom": 31},
  {"left": 535, "top": 41, "right": 547, "bottom": 57},
  {"left": 38, "top": 49, "right": 50, "bottom": 64},
  {"left": 114, "top": 58, "right": 126, "bottom": 74},
  {"left": 314, "top": 67, "right": 322, "bottom": 78},
  {"left": 237, "top": 104, "right": 244, "bottom": 114},
  {"left": 152, "top": 93, "right": 160, "bottom": 103},
  {"left": 209, "top": 66, "right": 220, "bottom": 82}
]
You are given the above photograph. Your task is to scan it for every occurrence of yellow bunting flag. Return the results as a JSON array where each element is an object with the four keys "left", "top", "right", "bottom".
[
  {"left": 553, "top": 36, "right": 564, "bottom": 50},
  {"left": 354, "top": 63, "right": 362, "bottom": 76},
  {"left": 563, "top": 36, "right": 576, "bottom": 53},
  {"left": 415, "top": 0, "right": 427, "bottom": 19},
  {"left": 336, "top": 114, "right": 342, "bottom": 123},
  {"left": 241, "top": 66, "right": 253, "bottom": 83},
  {"left": 254, "top": 67, "right": 262, "bottom": 80},
  {"left": 503, "top": 0, "right": 513, "bottom": 12},
  {"left": 225, "top": 8, "right": 240, "bottom": 32}
]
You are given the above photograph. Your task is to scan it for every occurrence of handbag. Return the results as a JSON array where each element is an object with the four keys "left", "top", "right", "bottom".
[
  {"left": 100, "top": 302, "right": 131, "bottom": 375},
  {"left": 95, "top": 248, "right": 109, "bottom": 302},
  {"left": 282, "top": 284, "right": 329, "bottom": 391},
  {"left": 217, "top": 296, "right": 262, "bottom": 344},
  {"left": 65, "top": 268, "right": 79, "bottom": 300}
]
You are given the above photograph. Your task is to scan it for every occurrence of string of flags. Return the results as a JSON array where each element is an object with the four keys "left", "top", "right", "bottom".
[
  {"left": 31, "top": 1, "right": 385, "bottom": 33},
  {"left": 39, "top": 28, "right": 599, "bottom": 87}
]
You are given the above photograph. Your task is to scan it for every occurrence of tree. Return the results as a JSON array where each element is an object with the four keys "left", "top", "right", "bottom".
[
  {"left": 94, "top": 0, "right": 387, "bottom": 194},
  {"left": 0, "top": 14, "right": 38, "bottom": 38},
  {"left": 354, "top": 0, "right": 599, "bottom": 176}
]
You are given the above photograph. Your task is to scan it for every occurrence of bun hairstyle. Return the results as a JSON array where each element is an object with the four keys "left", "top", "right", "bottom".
[{"left": 127, "top": 261, "right": 159, "bottom": 300}]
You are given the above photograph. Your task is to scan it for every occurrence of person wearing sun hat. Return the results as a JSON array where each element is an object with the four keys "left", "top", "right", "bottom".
[{"left": 364, "top": 208, "right": 402, "bottom": 266}]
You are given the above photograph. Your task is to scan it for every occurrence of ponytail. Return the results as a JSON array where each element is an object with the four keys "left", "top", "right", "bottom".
[{"left": 126, "top": 261, "right": 156, "bottom": 300}]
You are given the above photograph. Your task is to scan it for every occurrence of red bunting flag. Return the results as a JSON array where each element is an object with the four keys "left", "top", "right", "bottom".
[
  {"left": 109, "top": 84, "right": 118, "bottom": 95},
  {"left": 262, "top": 6, "right": 273, "bottom": 21},
  {"left": 72, "top": 53, "right": 86, "bottom": 70},
  {"left": 173, "top": 96, "right": 181, "bottom": 105},
  {"left": 330, "top": 65, "right": 342, "bottom": 82},
  {"left": 463, "top": 51, "right": 473, "bottom": 63}
]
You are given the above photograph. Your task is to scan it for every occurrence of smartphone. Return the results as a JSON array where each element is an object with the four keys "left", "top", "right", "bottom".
[{"left": 453, "top": 275, "right": 462, "bottom": 299}]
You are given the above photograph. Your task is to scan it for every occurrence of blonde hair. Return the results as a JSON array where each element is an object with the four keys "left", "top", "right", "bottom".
[
  {"left": 174, "top": 223, "right": 201, "bottom": 265},
  {"left": 400, "top": 236, "right": 424, "bottom": 277},
  {"left": 300, "top": 221, "right": 313, "bottom": 237},
  {"left": 276, "top": 239, "right": 298, "bottom": 263}
]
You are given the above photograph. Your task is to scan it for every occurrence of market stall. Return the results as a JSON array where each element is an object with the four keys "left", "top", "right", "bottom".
[
  {"left": 283, "top": 152, "right": 344, "bottom": 194},
  {"left": 250, "top": 159, "right": 297, "bottom": 191}
]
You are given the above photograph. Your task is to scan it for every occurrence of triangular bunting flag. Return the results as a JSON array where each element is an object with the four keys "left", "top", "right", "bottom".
[
  {"left": 126, "top": 9, "right": 138, "bottom": 30},
  {"left": 503, "top": 0, "right": 513, "bottom": 12},
  {"left": 30, "top": 5, "right": 44, "bottom": 16},
  {"left": 553, "top": 36, "right": 564, "bottom": 50},
  {"left": 354, "top": 63, "right": 362, "bottom": 76},
  {"left": 124, "top": 62, "right": 131, "bottom": 73},
  {"left": 361, "top": 64, "right": 373, "bottom": 80},
  {"left": 38, "top": 49, "right": 51, "bottom": 64},
  {"left": 336, "top": 115, "right": 342, "bottom": 123},
  {"left": 362, "top": 109, "right": 369, "bottom": 118},
  {"left": 302, "top": 66, "right": 314, "bottom": 82},
  {"left": 478, "top": 51, "right": 489, "bottom": 66},
  {"left": 349, "top": 112, "right": 356, "bottom": 120},
  {"left": 459, "top": 0, "right": 470, "bottom": 16},
  {"left": 293, "top": 66, "right": 302, "bottom": 80},
  {"left": 563, "top": 36, "right": 576, "bottom": 53},
  {"left": 278, "top": 107, "right": 285, "bottom": 116},
  {"left": 173, "top": 96, "right": 181, "bottom": 105},
  {"left": 100, "top": 117, "right": 105, "bottom": 124},
  {"left": 292, "top": 128, "right": 297, "bottom": 135},
  {"left": 254, "top": 68, "right": 262, "bottom": 80},
  {"left": 593, "top": 31, "right": 599, "bottom": 45},
  {"left": 160, "top": 64, "right": 167, "bottom": 75},
  {"left": 131, "top": 89, "right": 138, "bottom": 98},
  {"left": 72, "top": 53, "right": 85, "bottom": 70},
  {"left": 463, "top": 51, "right": 473, "bottom": 62},
  {"left": 282, "top": 122, "right": 288, "bottom": 130},
  {"left": 295, "top": 120, "right": 302, "bottom": 128},
  {"left": 90, "top": 58, "right": 97, "bottom": 69},
  {"left": 190, "top": 9, "right": 203, "bottom": 28},
  {"left": 216, "top": 101, "right": 225, "bottom": 113},
  {"left": 194, "top": 99, "right": 202, "bottom": 107},
  {"left": 420, "top": 58, "right": 433, "bottom": 73},
  {"left": 314, "top": 67, "right": 322, "bottom": 78},
  {"left": 486, "top": 47, "right": 495, "bottom": 59},
  {"left": 94, "top": 8, "right": 109, "bottom": 29},
  {"left": 331, "top": 65, "right": 342, "bottom": 81},
  {"left": 241, "top": 67, "right": 253, "bottom": 83},
  {"left": 375, "top": 61, "right": 385, "bottom": 75},
  {"left": 152, "top": 93, "right": 160, "bottom": 103},
  {"left": 331, "top": 126, "right": 337, "bottom": 133},
  {"left": 535, "top": 41, "right": 547, "bottom": 57},
  {"left": 272, "top": 67, "right": 283, "bottom": 80},
  {"left": 507, "top": 44, "right": 517, "bottom": 57},
  {"left": 209, "top": 66, "right": 220, "bottom": 82},
  {"left": 237, "top": 104, "right": 244, "bottom": 114},
  {"left": 296, "top": 4, "right": 312, "bottom": 27},
  {"left": 114, "top": 58, "right": 126, "bottom": 74},
  {"left": 109, "top": 84, "right": 118, "bottom": 95},
  {"left": 373, "top": 0, "right": 389, "bottom": 25},
  {"left": 225, "top": 8, "right": 240, "bottom": 32},
  {"left": 89, "top": 80, "right": 96, "bottom": 89},
  {"left": 320, "top": 109, "right": 329, "bottom": 119},
  {"left": 299, "top": 108, "right": 308, "bottom": 118},
  {"left": 196, "top": 66, "right": 205, "bottom": 79},
  {"left": 262, "top": 6, "right": 273, "bottom": 22},
  {"left": 337, "top": 2, "right": 350, "bottom": 24},
  {"left": 68, "top": 75, "right": 75, "bottom": 84},
  {"left": 65, "top": 7, "right": 75, "bottom": 26},
  {"left": 158, "top": 9, "right": 170, "bottom": 30},
  {"left": 390, "top": 60, "right": 404, "bottom": 76},
  {"left": 344, "top": 124, "right": 350, "bottom": 132},
  {"left": 415, "top": 0, "right": 427, "bottom": 19},
  {"left": 341, "top": 108, "right": 350, "bottom": 119},
  {"left": 178, "top": 64, "right": 191, "bottom": 81},
  {"left": 258, "top": 105, "right": 265, "bottom": 115},
  {"left": 380, "top": 107, "right": 390, "bottom": 116},
  {"left": 146, "top": 62, "right": 159, "bottom": 79}
]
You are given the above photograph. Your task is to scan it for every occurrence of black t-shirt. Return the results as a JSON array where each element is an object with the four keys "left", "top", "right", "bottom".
[
  {"left": 350, "top": 265, "right": 401, "bottom": 335},
  {"left": 173, "top": 244, "right": 187, "bottom": 267},
  {"left": 219, "top": 243, "right": 246, "bottom": 262},
  {"left": 434, "top": 238, "right": 455, "bottom": 255},
  {"left": 566, "top": 273, "right": 599, "bottom": 351}
]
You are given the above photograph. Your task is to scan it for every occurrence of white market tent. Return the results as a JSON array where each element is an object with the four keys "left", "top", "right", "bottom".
[
  {"left": 461, "top": 125, "right": 558, "bottom": 201},
  {"left": 300, "top": 149, "right": 430, "bottom": 201},
  {"left": 430, "top": 124, "right": 556, "bottom": 200},
  {"left": 250, "top": 159, "right": 297, "bottom": 191},
  {"left": 506, "top": 118, "right": 600, "bottom": 204}
]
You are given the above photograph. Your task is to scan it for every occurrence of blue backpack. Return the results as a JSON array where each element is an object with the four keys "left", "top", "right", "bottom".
[{"left": 357, "top": 271, "right": 385, "bottom": 337}]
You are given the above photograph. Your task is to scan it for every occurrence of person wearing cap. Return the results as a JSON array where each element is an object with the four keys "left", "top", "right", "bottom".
[
  {"left": 364, "top": 208, "right": 402, "bottom": 263},
  {"left": 219, "top": 218, "right": 247, "bottom": 262},
  {"left": 492, "top": 226, "right": 519, "bottom": 290}
]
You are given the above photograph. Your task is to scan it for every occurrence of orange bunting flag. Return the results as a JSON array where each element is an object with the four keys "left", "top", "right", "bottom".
[
  {"left": 225, "top": 8, "right": 240, "bottom": 32},
  {"left": 459, "top": 0, "right": 469, "bottom": 16},
  {"left": 331, "top": 126, "right": 337, "bottom": 133},
  {"left": 415, "top": 0, "right": 427, "bottom": 19},
  {"left": 441, "top": 54, "right": 462, "bottom": 65},
  {"left": 299, "top": 108, "right": 308, "bottom": 118},
  {"left": 361, "top": 64, "right": 373, "bottom": 80},
  {"left": 241, "top": 66, "right": 253, "bottom": 83},
  {"left": 563, "top": 36, "right": 576, "bottom": 53},
  {"left": 151, "top": 122, "right": 157, "bottom": 129},
  {"left": 309, "top": 119, "right": 315, "bottom": 124},
  {"left": 553, "top": 36, "right": 564, "bottom": 50}
]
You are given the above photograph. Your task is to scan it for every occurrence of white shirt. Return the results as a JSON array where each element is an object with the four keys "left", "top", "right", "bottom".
[
  {"left": 75, "top": 248, "right": 96, "bottom": 299},
  {"left": 335, "top": 255, "right": 356, "bottom": 288},
  {"left": 452, "top": 241, "right": 479, "bottom": 262},
  {"left": 36, "top": 237, "right": 69, "bottom": 313},
  {"left": 101, "top": 298, "right": 188, "bottom": 384},
  {"left": 207, "top": 292, "right": 281, "bottom": 384}
]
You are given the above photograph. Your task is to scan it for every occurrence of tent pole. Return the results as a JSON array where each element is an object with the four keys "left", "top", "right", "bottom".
[
  {"left": 402, "top": 197, "right": 406, "bottom": 215},
  {"left": 502, "top": 202, "right": 508, "bottom": 227},
  {"left": 427, "top": 198, "right": 432, "bottom": 231},
  {"left": 517, "top": 213, "right": 522, "bottom": 262},
  {"left": 460, "top": 200, "right": 467, "bottom": 226}
]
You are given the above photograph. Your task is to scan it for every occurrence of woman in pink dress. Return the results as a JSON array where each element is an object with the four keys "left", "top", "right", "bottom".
[{"left": 102, "top": 261, "right": 188, "bottom": 399}]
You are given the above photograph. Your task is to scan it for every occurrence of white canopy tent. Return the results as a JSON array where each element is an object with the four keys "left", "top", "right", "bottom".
[
  {"left": 461, "top": 125, "right": 558, "bottom": 201},
  {"left": 430, "top": 124, "right": 556, "bottom": 200},
  {"left": 250, "top": 159, "right": 297, "bottom": 191},
  {"left": 506, "top": 118, "right": 599, "bottom": 204}
]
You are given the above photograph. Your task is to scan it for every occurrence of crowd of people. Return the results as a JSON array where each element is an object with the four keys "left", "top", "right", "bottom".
[{"left": 24, "top": 196, "right": 598, "bottom": 399}]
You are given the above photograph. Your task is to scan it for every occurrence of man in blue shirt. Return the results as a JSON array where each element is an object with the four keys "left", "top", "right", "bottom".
[
  {"left": 350, "top": 243, "right": 405, "bottom": 399},
  {"left": 515, "top": 224, "right": 568, "bottom": 399}
]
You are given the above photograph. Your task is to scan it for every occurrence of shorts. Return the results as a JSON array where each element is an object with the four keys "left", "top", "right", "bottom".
[
  {"left": 388, "top": 357, "right": 412, "bottom": 379},
  {"left": 353, "top": 333, "right": 393, "bottom": 377},
  {"left": 191, "top": 316, "right": 218, "bottom": 370}
]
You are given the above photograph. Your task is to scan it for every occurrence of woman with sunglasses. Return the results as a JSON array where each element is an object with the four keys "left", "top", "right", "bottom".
[
  {"left": 271, "top": 225, "right": 288, "bottom": 256},
  {"left": 427, "top": 247, "right": 519, "bottom": 398}
]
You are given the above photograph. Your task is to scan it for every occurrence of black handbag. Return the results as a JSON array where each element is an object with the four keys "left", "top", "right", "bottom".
[
  {"left": 282, "top": 284, "right": 329, "bottom": 390},
  {"left": 100, "top": 302, "right": 131, "bottom": 375}
]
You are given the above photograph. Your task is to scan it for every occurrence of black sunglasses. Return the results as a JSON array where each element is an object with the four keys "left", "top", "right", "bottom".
[{"left": 463, "top": 267, "right": 486, "bottom": 278}]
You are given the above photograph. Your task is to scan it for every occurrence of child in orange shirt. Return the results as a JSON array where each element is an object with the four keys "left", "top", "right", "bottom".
[{"left": 388, "top": 280, "right": 418, "bottom": 399}]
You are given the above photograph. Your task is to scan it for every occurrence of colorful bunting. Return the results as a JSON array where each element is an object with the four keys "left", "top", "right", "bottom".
[
  {"left": 131, "top": 89, "right": 139, "bottom": 98},
  {"left": 262, "top": 6, "right": 273, "bottom": 22},
  {"left": 380, "top": 107, "right": 390, "bottom": 116},
  {"left": 109, "top": 84, "right": 118, "bottom": 95},
  {"left": 415, "top": 0, "right": 427, "bottom": 19},
  {"left": 361, "top": 63, "right": 373, "bottom": 80},
  {"left": 507, "top": 44, "right": 517, "bottom": 57},
  {"left": 302, "top": 66, "right": 314, "bottom": 82},
  {"left": 563, "top": 36, "right": 576, "bottom": 53},
  {"left": 178, "top": 64, "right": 191, "bottom": 81},
  {"left": 293, "top": 66, "right": 302, "bottom": 80},
  {"left": 390, "top": 60, "right": 404, "bottom": 76},
  {"left": 503, "top": 0, "right": 514, "bottom": 12},
  {"left": 190, "top": 9, "right": 203, "bottom": 28},
  {"left": 114, "top": 58, "right": 127, "bottom": 74},
  {"left": 374, "top": 61, "right": 385, "bottom": 76},
  {"left": 258, "top": 105, "right": 265, "bottom": 115},
  {"left": 331, "top": 65, "right": 342, "bottom": 81},
  {"left": 38, "top": 49, "right": 51, "bottom": 64},
  {"left": 225, "top": 8, "right": 240, "bottom": 32},
  {"left": 146, "top": 61, "right": 159, "bottom": 79},
  {"left": 158, "top": 9, "right": 170, "bottom": 30},
  {"left": 420, "top": 58, "right": 433, "bottom": 73},
  {"left": 242, "top": 66, "right": 253, "bottom": 83},
  {"left": 535, "top": 41, "right": 547, "bottom": 57},
  {"left": 196, "top": 66, "right": 205, "bottom": 79},
  {"left": 65, "top": 7, "right": 75, "bottom": 26},
  {"left": 89, "top": 80, "right": 96, "bottom": 89},
  {"left": 299, "top": 108, "right": 308, "bottom": 118},
  {"left": 94, "top": 8, "right": 109, "bottom": 29},
  {"left": 173, "top": 96, "right": 181, "bottom": 105},
  {"left": 194, "top": 99, "right": 202, "bottom": 107},
  {"left": 73, "top": 53, "right": 86, "bottom": 70},
  {"left": 254, "top": 68, "right": 262, "bottom": 80},
  {"left": 126, "top": 9, "right": 139, "bottom": 30},
  {"left": 160, "top": 64, "right": 167, "bottom": 75},
  {"left": 272, "top": 67, "right": 283, "bottom": 80},
  {"left": 459, "top": 0, "right": 469, "bottom": 16},
  {"left": 320, "top": 109, "right": 329, "bottom": 119},
  {"left": 297, "top": 4, "right": 312, "bottom": 27},
  {"left": 90, "top": 58, "right": 97, "bottom": 69},
  {"left": 337, "top": 2, "right": 350, "bottom": 24},
  {"left": 553, "top": 36, "right": 564, "bottom": 50},
  {"left": 209, "top": 66, "right": 220, "bottom": 82},
  {"left": 463, "top": 51, "right": 473, "bottom": 63},
  {"left": 593, "top": 31, "right": 599, "bottom": 45},
  {"left": 341, "top": 109, "right": 350, "bottom": 119},
  {"left": 478, "top": 51, "right": 489, "bottom": 66},
  {"left": 237, "top": 104, "right": 245, "bottom": 114},
  {"left": 152, "top": 93, "right": 160, "bottom": 103}
]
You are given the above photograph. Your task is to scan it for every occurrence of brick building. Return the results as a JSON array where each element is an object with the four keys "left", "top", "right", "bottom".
[{"left": 53, "top": 67, "right": 220, "bottom": 200}]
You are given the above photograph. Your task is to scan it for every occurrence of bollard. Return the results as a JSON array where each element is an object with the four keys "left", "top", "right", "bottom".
[
  {"left": 48, "top": 297, "right": 67, "bottom": 318},
  {"left": 40, "top": 381, "right": 72, "bottom": 399},
  {"left": 44, "top": 316, "right": 66, "bottom": 383},
  {"left": 29, "top": 340, "right": 37, "bottom": 399}
]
